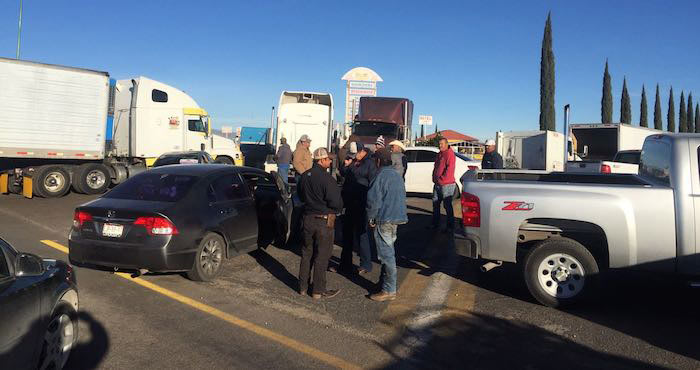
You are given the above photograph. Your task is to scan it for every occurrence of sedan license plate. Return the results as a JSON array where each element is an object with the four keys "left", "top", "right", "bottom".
[{"left": 102, "top": 223, "right": 124, "bottom": 238}]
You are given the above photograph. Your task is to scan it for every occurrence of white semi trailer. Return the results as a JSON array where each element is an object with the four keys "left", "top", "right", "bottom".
[{"left": 0, "top": 58, "right": 242, "bottom": 198}]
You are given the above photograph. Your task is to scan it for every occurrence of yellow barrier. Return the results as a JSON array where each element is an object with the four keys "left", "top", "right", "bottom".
[
  {"left": 22, "top": 177, "right": 32, "bottom": 198},
  {"left": 0, "top": 173, "right": 8, "bottom": 194}
]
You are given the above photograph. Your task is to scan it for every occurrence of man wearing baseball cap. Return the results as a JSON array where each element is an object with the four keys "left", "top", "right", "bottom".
[
  {"left": 481, "top": 139, "right": 503, "bottom": 169},
  {"left": 292, "top": 135, "right": 313, "bottom": 182},
  {"left": 297, "top": 147, "right": 343, "bottom": 299},
  {"left": 388, "top": 140, "right": 407, "bottom": 179}
]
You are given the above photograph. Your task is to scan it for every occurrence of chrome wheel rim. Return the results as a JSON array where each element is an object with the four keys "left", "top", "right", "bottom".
[
  {"left": 537, "top": 253, "right": 586, "bottom": 299},
  {"left": 200, "top": 239, "right": 223, "bottom": 276},
  {"left": 85, "top": 170, "right": 106, "bottom": 190},
  {"left": 39, "top": 313, "right": 75, "bottom": 370},
  {"left": 44, "top": 171, "right": 66, "bottom": 193}
]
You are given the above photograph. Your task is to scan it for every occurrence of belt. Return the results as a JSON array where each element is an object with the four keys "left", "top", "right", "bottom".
[{"left": 306, "top": 214, "right": 329, "bottom": 219}]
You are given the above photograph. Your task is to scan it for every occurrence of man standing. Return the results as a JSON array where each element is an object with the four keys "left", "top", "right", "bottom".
[
  {"left": 292, "top": 135, "right": 312, "bottom": 182},
  {"left": 388, "top": 140, "right": 408, "bottom": 179},
  {"left": 481, "top": 139, "right": 504, "bottom": 169},
  {"left": 430, "top": 138, "right": 457, "bottom": 232},
  {"left": 298, "top": 148, "right": 343, "bottom": 299},
  {"left": 367, "top": 148, "right": 408, "bottom": 302},
  {"left": 338, "top": 146, "right": 376, "bottom": 274},
  {"left": 274, "top": 137, "right": 292, "bottom": 184}
]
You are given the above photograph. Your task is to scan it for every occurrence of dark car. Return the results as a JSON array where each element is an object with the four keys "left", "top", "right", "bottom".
[
  {"left": 0, "top": 237, "right": 79, "bottom": 370},
  {"left": 68, "top": 165, "right": 293, "bottom": 281},
  {"left": 152, "top": 151, "right": 214, "bottom": 167}
]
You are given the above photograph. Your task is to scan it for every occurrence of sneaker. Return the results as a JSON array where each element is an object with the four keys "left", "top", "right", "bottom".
[
  {"left": 369, "top": 291, "right": 396, "bottom": 302},
  {"left": 358, "top": 268, "right": 370, "bottom": 275},
  {"left": 311, "top": 289, "right": 340, "bottom": 299},
  {"left": 327, "top": 265, "right": 338, "bottom": 273}
]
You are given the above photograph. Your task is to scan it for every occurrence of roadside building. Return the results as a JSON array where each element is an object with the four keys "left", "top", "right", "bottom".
[{"left": 417, "top": 130, "right": 484, "bottom": 159}]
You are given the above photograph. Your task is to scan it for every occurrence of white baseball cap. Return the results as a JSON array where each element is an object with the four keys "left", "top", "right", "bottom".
[
  {"left": 313, "top": 147, "right": 329, "bottom": 160},
  {"left": 485, "top": 139, "right": 496, "bottom": 146}
]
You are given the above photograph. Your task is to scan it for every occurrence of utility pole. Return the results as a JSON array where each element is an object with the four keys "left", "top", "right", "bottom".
[{"left": 16, "top": 0, "right": 23, "bottom": 59}]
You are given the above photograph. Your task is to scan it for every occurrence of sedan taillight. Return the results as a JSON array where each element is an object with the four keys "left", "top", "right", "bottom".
[
  {"left": 461, "top": 192, "right": 480, "bottom": 227},
  {"left": 133, "top": 217, "right": 179, "bottom": 236},
  {"left": 73, "top": 211, "right": 92, "bottom": 228}
]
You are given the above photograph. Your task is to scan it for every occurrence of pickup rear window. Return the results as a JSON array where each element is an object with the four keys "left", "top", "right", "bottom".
[{"left": 639, "top": 140, "right": 671, "bottom": 186}]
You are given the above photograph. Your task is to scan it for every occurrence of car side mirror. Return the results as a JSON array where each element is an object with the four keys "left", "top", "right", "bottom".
[{"left": 15, "top": 253, "right": 44, "bottom": 277}]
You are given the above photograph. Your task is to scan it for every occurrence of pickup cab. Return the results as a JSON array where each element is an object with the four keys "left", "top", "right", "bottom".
[
  {"left": 455, "top": 134, "right": 699, "bottom": 307},
  {"left": 565, "top": 150, "right": 640, "bottom": 174}
]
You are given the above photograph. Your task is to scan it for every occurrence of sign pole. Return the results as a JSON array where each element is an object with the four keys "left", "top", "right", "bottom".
[{"left": 16, "top": 0, "right": 23, "bottom": 59}]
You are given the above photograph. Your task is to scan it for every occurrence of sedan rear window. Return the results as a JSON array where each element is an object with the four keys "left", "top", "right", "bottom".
[{"left": 104, "top": 173, "right": 199, "bottom": 202}]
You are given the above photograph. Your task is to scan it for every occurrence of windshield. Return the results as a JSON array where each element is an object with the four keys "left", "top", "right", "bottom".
[
  {"left": 614, "top": 151, "right": 641, "bottom": 164},
  {"left": 153, "top": 153, "right": 200, "bottom": 167},
  {"left": 353, "top": 122, "right": 397, "bottom": 137},
  {"left": 104, "top": 173, "right": 199, "bottom": 202},
  {"left": 455, "top": 152, "right": 475, "bottom": 162}
]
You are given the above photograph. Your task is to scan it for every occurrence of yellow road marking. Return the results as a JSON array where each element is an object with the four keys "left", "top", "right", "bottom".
[
  {"left": 40, "top": 240, "right": 361, "bottom": 370},
  {"left": 42, "top": 240, "right": 69, "bottom": 254}
]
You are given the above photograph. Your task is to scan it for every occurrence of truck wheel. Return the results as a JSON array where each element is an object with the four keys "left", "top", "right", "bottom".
[
  {"left": 523, "top": 237, "right": 599, "bottom": 308},
  {"left": 187, "top": 233, "right": 225, "bottom": 282},
  {"left": 214, "top": 156, "right": 233, "bottom": 165},
  {"left": 33, "top": 166, "right": 71, "bottom": 198},
  {"left": 74, "top": 163, "right": 111, "bottom": 194},
  {"left": 7, "top": 174, "right": 22, "bottom": 194}
]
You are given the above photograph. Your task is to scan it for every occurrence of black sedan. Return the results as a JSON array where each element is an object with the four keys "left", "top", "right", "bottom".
[
  {"left": 0, "top": 237, "right": 79, "bottom": 370},
  {"left": 151, "top": 151, "right": 214, "bottom": 167},
  {"left": 68, "top": 165, "right": 293, "bottom": 281}
]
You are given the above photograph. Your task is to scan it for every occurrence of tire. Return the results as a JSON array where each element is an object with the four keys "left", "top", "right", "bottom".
[
  {"left": 7, "top": 174, "right": 22, "bottom": 194},
  {"left": 38, "top": 302, "right": 78, "bottom": 370},
  {"left": 73, "top": 163, "right": 111, "bottom": 195},
  {"left": 523, "top": 237, "right": 600, "bottom": 308},
  {"left": 187, "top": 233, "right": 225, "bottom": 282},
  {"left": 214, "top": 156, "right": 234, "bottom": 165},
  {"left": 33, "top": 165, "right": 71, "bottom": 198}
]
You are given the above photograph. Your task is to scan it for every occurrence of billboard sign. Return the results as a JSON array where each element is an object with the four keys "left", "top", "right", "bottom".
[
  {"left": 341, "top": 67, "right": 383, "bottom": 123},
  {"left": 419, "top": 115, "right": 433, "bottom": 126}
]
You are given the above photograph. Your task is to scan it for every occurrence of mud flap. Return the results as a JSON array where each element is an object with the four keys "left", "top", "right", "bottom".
[
  {"left": 22, "top": 176, "right": 33, "bottom": 198},
  {"left": 0, "top": 173, "right": 7, "bottom": 194}
]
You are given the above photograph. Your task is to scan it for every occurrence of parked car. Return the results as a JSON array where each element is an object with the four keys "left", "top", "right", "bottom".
[
  {"left": 565, "top": 149, "right": 641, "bottom": 174},
  {"left": 0, "top": 237, "right": 79, "bottom": 369},
  {"left": 455, "top": 134, "right": 700, "bottom": 308},
  {"left": 152, "top": 151, "right": 215, "bottom": 168},
  {"left": 404, "top": 147, "right": 481, "bottom": 195},
  {"left": 68, "top": 165, "right": 293, "bottom": 281}
]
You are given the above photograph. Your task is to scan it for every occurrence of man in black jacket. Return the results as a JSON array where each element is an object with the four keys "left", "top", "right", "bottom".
[
  {"left": 298, "top": 148, "right": 343, "bottom": 299},
  {"left": 481, "top": 139, "right": 504, "bottom": 169}
]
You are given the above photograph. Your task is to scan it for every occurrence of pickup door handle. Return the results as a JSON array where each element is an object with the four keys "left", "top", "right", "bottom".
[{"left": 219, "top": 208, "right": 235, "bottom": 215}]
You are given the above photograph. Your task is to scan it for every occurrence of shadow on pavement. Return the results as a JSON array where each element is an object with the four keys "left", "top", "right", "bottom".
[
  {"left": 450, "top": 252, "right": 700, "bottom": 362},
  {"left": 249, "top": 248, "right": 299, "bottom": 292},
  {"left": 65, "top": 311, "right": 110, "bottom": 369},
  {"left": 379, "top": 312, "right": 659, "bottom": 370}
]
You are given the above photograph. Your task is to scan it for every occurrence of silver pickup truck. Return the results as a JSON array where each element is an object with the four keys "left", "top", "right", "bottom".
[{"left": 455, "top": 134, "right": 699, "bottom": 307}]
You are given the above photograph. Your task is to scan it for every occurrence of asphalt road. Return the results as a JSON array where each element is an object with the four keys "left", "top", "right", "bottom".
[{"left": 1, "top": 192, "right": 699, "bottom": 369}]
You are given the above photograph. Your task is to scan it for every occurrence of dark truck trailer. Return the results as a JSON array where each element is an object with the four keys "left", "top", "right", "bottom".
[{"left": 340, "top": 97, "right": 413, "bottom": 159}]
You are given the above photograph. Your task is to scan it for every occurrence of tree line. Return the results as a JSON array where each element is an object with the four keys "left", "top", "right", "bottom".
[{"left": 539, "top": 13, "right": 699, "bottom": 133}]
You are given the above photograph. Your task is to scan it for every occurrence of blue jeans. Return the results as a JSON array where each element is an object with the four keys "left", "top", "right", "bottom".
[
  {"left": 277, "top": 164, "right": 290, "bottom": 184},
  {"left": 374, "top": 223, "right": 398, "bottom": 294},
  {"left": 432, "top": 183, "right": 456, "bottom": 230}
]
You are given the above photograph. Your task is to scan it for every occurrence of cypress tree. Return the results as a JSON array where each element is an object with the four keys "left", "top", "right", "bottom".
[
  {"left": 696, "top": 104, "right": 700, "bottom": 133},
  {"left": 688, "top": 93, "right": 694, "bottom": 133},
  {"left": 639, "top": 85, "right": 648, "bottom": 127},
  {"left": 601, "top": 60, "right": 613, "bottom": 123},
  {"left": 668, "top": 87, "right": 675, "bottom": 132},
  {"left": 539, "top": 12, "right": 555, "bottom": 131},
  {"left": 679, "top": 91, "right": 687, "bottom": 133},
  {"left": 654, "top": 84, "right": 663, "bottom": 130},
  {"left": 620, "top": 77, "right": 631, "bottom": 124}
]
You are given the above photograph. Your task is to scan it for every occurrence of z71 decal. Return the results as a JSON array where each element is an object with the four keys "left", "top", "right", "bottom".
[{"left": 502, "top": 201, "right": 534, "bottom": 211}]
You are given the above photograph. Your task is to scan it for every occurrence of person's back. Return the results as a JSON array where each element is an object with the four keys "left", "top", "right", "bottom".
[
  {"left": 276, "top": 143, "right": 292, "bottom": 165},
  {"left": 299, "top": 163, "right": 342, "bottom": 216},
  {"left": 367, "top": 165, "right": 408, "bottom": 225}
]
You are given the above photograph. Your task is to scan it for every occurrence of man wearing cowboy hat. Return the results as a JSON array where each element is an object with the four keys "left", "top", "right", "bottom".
[{"left": 388, "top": 140, "right": 407, "bottom": 179}]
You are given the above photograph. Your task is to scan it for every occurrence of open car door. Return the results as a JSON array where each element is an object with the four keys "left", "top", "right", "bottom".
[{"left": 270, "top": 171, "right": 294, "bottom": 247}]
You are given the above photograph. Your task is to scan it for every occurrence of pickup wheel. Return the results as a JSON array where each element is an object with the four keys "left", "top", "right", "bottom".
[{"left": 523, "top": 237, "right": 599, "bottom": 308}]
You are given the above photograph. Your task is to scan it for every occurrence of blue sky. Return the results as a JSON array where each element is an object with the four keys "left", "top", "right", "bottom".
[{"left": 1, "top": 0, "right": 698, "bottom": 141}]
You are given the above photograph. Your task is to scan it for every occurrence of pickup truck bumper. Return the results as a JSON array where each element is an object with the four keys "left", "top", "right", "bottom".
[{"left": 453, "top": 229, "right": 480, "bottom": 259}]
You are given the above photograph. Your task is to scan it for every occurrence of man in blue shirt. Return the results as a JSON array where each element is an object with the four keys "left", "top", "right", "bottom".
[{"left": 366, "top": 148, "right": 408, "bottom": 301}]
